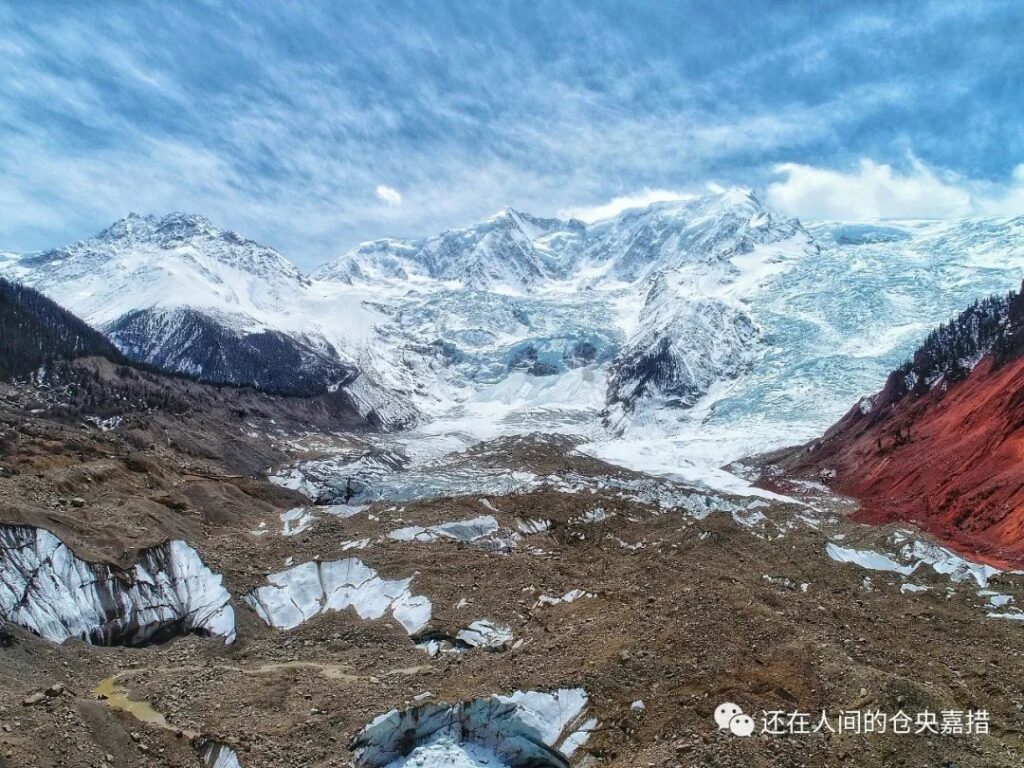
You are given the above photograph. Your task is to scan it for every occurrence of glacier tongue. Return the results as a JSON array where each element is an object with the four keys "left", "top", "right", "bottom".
[{"left": 0, "top": 526, "right": 236, "bottom": 645}]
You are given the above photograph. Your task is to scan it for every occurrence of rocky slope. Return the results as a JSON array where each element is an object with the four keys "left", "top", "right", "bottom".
[
  {"left": 765, "top": 282, "right": 1024, "bottom": 567},
  {"left": 1, "top": 214, "right": 362, "bottom": 400}
]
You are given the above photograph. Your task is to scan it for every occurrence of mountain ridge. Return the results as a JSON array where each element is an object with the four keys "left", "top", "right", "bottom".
[{"left": 0, "top": 189, "right": 811, "bottom": 429}]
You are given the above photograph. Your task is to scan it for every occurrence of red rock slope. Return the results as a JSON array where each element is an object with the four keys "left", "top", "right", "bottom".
[{"left": 773, "top": 283, "right": 1024, "bottom": 568}]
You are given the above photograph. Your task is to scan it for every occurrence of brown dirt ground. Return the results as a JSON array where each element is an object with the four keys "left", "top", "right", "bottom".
[{"left": 2, "top": 372, "right": 1024, "bottom": 768}]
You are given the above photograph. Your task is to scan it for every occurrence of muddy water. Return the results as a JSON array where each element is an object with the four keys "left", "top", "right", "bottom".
[
  {"left": 94, "top": 674, "right": 198, "bottom": 739},
  {"left": 93, "top": 660, "right": 430, "bottom": 735}
]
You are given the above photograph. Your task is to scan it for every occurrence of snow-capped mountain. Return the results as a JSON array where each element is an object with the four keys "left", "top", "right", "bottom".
[
  {"left": 4, "top": 194, "right": 1024, "bottom": 496},
  {"left": 2, "top": 212, "right": 363, "bottom": 397},
  {"left": 311, "top": 189, "right": 814, "bottom": 429},
  {"left": 584, "top": 213, "right": 1024, "bottom": 495},
  {"left": 313, "top": 209, "right": 586, "bottom": 289},
  {"left": 2, "top": 190, "right": 811, "bottom": 430},
  {"left": 11, "top": 212, "right": 308, "bottom": 327}
]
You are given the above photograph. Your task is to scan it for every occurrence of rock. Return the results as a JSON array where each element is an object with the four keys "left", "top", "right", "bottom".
[
  {"left": 21, "top": 692, "right": 46, "bottom": 706},
  {"left": 70, "top": 497, "right": 85, "bottom": 507},
  {"left": 44, "top": 683, "right": 65, "bottom": 697}
]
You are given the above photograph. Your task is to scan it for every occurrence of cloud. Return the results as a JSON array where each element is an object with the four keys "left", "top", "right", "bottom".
[
  {"left": 767, "top": 158, "right": 1024, "bottom": 221},
  {"left": 560, "top": 189, "right": 696, "bottom": 223},
  {"left": 375, "top": 185, "right": 402, "bottom": 206},
  {"left": 0, "top": 2, "right": 1021, "bottom": 266}
]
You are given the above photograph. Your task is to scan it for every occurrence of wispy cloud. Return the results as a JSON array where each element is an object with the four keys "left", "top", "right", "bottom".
[
  {"left": 560, "top": 189, "right": 695, "bottom": 222},
  {"left": 0, "top": 1, "right": 1021, "bottom": 266},
  {"left": 375, "top": 185, "right": 403, "bottom": 206}
]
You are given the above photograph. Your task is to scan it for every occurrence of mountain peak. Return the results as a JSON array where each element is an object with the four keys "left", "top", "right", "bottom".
[{"left": 97, "top": 211, "right": 218, "bottom": 244}]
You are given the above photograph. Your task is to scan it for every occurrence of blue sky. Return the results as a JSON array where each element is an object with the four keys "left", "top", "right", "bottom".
[{"left": 1, "top": 0, "right": 1022, "bottom": 268}]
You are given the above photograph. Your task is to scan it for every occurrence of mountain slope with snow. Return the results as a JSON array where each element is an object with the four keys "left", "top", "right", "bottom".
[
  {"left": 9, "top": 196, "right": 1021, "bottom": 488},
  {"left": 2, "top": 191, "right": 812, "bottom": 432}
]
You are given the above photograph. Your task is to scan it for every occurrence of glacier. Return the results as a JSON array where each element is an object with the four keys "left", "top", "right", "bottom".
[
  {"left": 0, "top": 526, "right": 236, "bottom": 645},
  {"left": 4, "top": 195, "right": 1024, "bottom": 497}
]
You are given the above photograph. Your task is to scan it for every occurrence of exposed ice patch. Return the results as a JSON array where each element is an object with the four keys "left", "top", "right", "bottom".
[
  {"left": 900, "top": 583, "right": 929, "bottom": 594},
  {"left": 198, "top": 740, "right": 243, "bottom": 768},
  {"left": 388, "top": 515, "right": 499, "bottom": 543},
  {"left": 385, "top": 737, "right": 506, "bottom": 767},
  {"left": 898, "top": 539, "right": 999, "bottom": 588},
  {"left": 388, "top": 515, "right": 520, "bottom": 553},
  {"left": 827, "top": 536, "right": 1001, "bottom": 590},
  {"left": 515, "top": 517, "right": 551, "bottom": 535},
  {"left": 245, "top": 558, "right": 431, "bottom": 634},
  {"left": 352, "top": 688, "right": 590, "bottom": 768},
  {"left": 982, "top": 592, "right": 1013, "bottom": 608},
  {"left": 456, "top": 620, "right": 514, "bottom": 651},
  {"left": 578, "top": 508, "right": 610, "bottom": 524},
  {"left": 280, "top": 507, "right": 316, "bottom": 536},
  {"left": 341, "top": 538, "right": 371, "bottom": 551},
  {"left": 987, "top": 611, "right": 1024, "bottom": 622},
  {"left": 826, "top": 543, "right": 917, "bottom": 576},
  {"left": 0, "top": 526, "right": 235, "bottom": 645}
]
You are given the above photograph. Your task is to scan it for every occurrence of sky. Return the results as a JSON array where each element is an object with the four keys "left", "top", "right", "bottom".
[{"left": 1, "top": 0, "right": 1022, "bottom": 268}]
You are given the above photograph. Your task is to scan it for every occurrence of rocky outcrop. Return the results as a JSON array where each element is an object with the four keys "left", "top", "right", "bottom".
[
  {"left": 107, "top": 306, "right": 357, "bottom": 397},
  {"left": 0, "top": 526, "right": 236, "bottom": 645},
  {"left": 604, "top": 274, "right": 759, "bottom": 429}
]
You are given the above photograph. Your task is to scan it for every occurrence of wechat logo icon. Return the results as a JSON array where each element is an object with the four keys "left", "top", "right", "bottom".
[{"left": 714, "top": 702, "right": 755, "bottom": 737}]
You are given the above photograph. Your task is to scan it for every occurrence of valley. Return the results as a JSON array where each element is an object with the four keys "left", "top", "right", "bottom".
[{"left": 2, "top": 196, "right": 1024, "bottom": 767}]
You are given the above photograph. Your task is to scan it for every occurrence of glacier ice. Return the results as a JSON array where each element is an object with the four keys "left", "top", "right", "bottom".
[
  {"left": 245, "top": 558, "right": 431, "bottom": 634},
  {"left": 351, "top": 688, "right": 590, "bottom": 768},
  {"left": 455, "top": 620, "right": 514, "bottom": 651},
  {"left": 0, "top": 526, "right": 235, "bottom": 645},
  {"left": 198, "top": 740, "right": 243, "bottom": 768}
]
